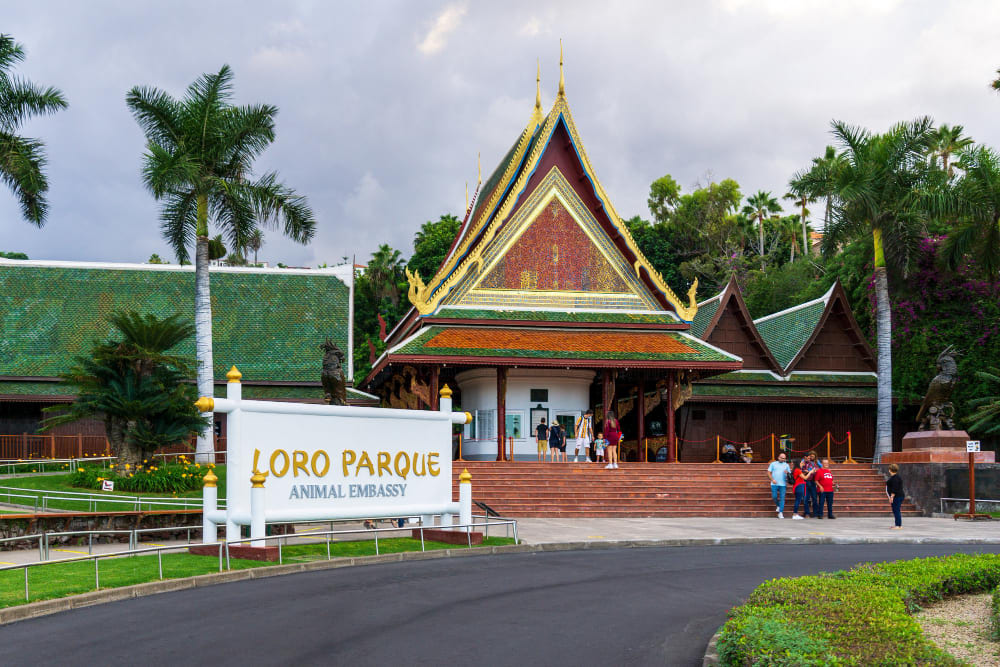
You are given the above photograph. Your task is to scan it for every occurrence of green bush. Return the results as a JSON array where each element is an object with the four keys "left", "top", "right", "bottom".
[
  {"left": 718, "top": 553, "right": 1000, "bottom": 666},
  {"left": 991, "top": 584, "right": 1000, "bottom": 641},
  {"left": 70, "top": 457, "right": 208, "bottom": 494}
]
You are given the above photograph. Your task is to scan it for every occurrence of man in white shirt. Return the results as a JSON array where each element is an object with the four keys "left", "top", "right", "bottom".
[{"left": 573, "top": 409, "right": 594, "bottom": 462}]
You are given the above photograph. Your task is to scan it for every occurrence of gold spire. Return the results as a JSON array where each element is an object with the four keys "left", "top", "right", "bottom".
[
  {"left": 477, "top": 152, "right": 482, "bottom": 185},
  {"left": 534, "top": 59, "right": 542, "bottom": 116},
  {"left": 558, "top": 40, "right": 565, "bottom": 98},
  {"left": 465, "top": 181, "right": 469, "bottom": 212}
]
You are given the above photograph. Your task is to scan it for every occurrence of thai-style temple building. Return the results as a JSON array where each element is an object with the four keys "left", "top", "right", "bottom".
[
  {"left": 0, "top": 259, "right": 376, "bottom": 454},
  {"left": 364, "top": 61, "right": 878, "bottom": 462}
]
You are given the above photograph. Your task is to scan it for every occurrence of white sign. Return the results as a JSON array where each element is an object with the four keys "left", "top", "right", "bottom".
[
  {"left": 967, "top": 440, "right": 981, "bottom": 452},
  {"left": 101, "top": 479, "right": 114, "bottom": 492}
]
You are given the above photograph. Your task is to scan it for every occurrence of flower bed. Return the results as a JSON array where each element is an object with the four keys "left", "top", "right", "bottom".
[
  {"left": 70, "top": 457, "right": 209, "bottom": 494},
  {"left": 718, "top": 553, "right": 1000, "bottom": 666}
]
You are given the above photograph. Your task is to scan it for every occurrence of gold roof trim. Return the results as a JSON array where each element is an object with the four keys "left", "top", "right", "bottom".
[{"left": 407, "top": 93, "right": 696, "bottom": 321}]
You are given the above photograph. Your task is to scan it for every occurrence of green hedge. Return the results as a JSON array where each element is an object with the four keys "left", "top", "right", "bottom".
[
  {"left": 718, "top": 553, "right": 1000, "bottom": 666},
  {"left": 992, "top": 584, "right": 1000, "bottom": 641}
]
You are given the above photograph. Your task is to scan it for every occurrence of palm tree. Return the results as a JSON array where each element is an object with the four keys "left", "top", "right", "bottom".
[
  {"left": 775, "top": 215, "right": 804, "bottom": 263},
  {"left": 785, "top": 176, "right": 816, "bottom": 260},
  {"left": 943, "top": 146, "right": 1000, "bottom": 278},
  {"left": 207, "top": 234, "right": 226, "bottom": 261},
  {"left": 967, "top": 366, "right": 1000, "bottom": 436},
  {"left": 930, "top": 124, "right": 972, "bottom": 178},
  {"left": 0, "top": 34, "right": 67, "bottom": 225},
  {"left": 741, "top": 191, "right": 782, "bottom": 268},
  {"left": 797, "top": 146, "right": 843, "bottom": 233},
  {"left": 127, "top": 65, "right": 315, "bottom": 461},
  {"left": 366, "top": 244, "right": 406, "bottom": 307},
  {"left": 247, "top": 228, "right": 264, "bottom": 265},
  {"left": 823, "top": 117, "right": 935, "bottom": 459}
]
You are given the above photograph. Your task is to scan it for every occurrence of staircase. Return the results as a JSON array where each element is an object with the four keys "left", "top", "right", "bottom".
[{"left": 451, "top": 462, "right": 920, "bottom": 518}]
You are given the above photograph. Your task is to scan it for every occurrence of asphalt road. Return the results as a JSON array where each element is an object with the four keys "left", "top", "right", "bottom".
[{"left": 5, "top": 543, "right": 999, "bottom": 666}]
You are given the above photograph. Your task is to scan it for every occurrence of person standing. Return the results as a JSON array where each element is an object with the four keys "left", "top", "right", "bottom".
[
  {"left": 593, "top": 431, "right": 607, "bottom": 463},
  {"left": 791, "top": 459, "right": 808, "bottom": 519},
  {"left": 603, "top": 411, "right": 621, "bottom": 469},
  {"left": 767, "top": 452, "right": 790, "bottom": 519},
  {"left": 886, "top": 463, "right": 904, "bottom": 529},
  {"left": 814, "top": 459, "right": 836, "bottom": 519},
  {"left": 803, "top": 452, "right": 820, "bottom": 517},
  {"left": 535, "top": 418, "right": 548, "bottom": 462},
  {"left": 548, "top": 420, "right": 565, "bottom": 462},
  {"left": 573, "top": 409, "right": 594, "bottom": 462}
]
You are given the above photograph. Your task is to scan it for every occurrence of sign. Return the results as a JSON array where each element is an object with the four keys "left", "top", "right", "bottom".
[
  {"left": 101, "top": 479, "right": 114, "bottom": 492},
  {"left": 966, "top": 440, "right": 981, "bottom": 453}
]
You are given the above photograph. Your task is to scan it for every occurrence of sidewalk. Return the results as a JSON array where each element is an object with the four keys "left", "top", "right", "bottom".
[{"left": 513, "top": 517, "right": 999, "bottom": 545}]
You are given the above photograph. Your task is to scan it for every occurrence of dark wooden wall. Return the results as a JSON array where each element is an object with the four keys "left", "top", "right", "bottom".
[
  {"left": 794, "top": 304, "right": 874, "bottom": 373},
  {"left": 705, "top": 300, "right": 772, "bottom": 370}
]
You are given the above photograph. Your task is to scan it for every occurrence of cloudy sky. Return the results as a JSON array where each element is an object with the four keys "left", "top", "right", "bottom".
[{"left": 3, "top": 1, "right": 999, "bottom": 268}]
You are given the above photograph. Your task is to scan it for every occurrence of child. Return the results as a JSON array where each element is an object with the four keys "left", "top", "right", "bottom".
[{"left": 593, "top": 431, "right": 607, "bottom": 463}]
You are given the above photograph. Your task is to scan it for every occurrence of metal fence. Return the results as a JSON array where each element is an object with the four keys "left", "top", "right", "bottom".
[
  {"left": 0, "top": 485, "right": 222, "bottom": 513},
  {"left": 0, "top": 516, "right": 517, "bottom": 602}
]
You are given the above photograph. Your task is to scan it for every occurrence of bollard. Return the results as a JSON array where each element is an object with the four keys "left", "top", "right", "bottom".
[
  {"left": 845, "top": 431, "right": 857, "bottom": 464},
  {"left": 250, "top": 466, "right": 268, "bottom": 547},
  {"left": 459, "top": 469, "right": 472, "bottom": 531},
  {"left": 202, "top": 467, "right": 218, "bottom": 544},
  {"left": 713, "top": 435, "right": 721, "bottom": 464},
  {"left": 770, "top": 433, "right": 775, "bottom": 462},
  {"left": 826, "top": 432, "right": 831, "bottom": 460}
]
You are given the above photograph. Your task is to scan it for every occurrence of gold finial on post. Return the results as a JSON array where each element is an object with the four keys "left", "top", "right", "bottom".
[
  {"left": 194, "top": 396, "right": 215, "bottom": 413},
  {"left": 203, "top": 468, "right": 218, "bottom": 488},
  {"left": 459, "top": 468, "right": 472, "bottom": 484},
  {"left": 558, "top": 40, "right": 565, "bottom": 98},
  {"left": 226, "top": 366, "right": 242, "bottom": 383},
  {"left": 250, "top": 466, "right": 268, "bottom": 488},
  {"left": 440, "top": 384, "right": 453, "bottom": 398}
]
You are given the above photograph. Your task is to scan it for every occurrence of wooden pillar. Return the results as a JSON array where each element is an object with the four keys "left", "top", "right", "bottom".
[
  {"left": 496, "top": 367, "right": 507, "bottom": 461},
  {"left": 429, "top": 366, "right": 440, "bottom": 411},
  {"left": 637, "top": 377, "right": 646, "bottom": 462},
  {"left": 666, "top": 370, "right": 677, "bottom": 463},
  {"left": 602, "top": 370, "right": 612, "bottom": 422}
]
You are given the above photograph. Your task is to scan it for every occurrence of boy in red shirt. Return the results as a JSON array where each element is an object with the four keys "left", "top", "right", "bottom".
[{"left": 815, "top": 459, "right": 836, "bottom": 519}]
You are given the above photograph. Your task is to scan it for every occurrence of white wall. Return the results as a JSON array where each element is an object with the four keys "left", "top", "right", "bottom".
[{"left": 456, "top": 368, "right": 595, "bottom": 460}]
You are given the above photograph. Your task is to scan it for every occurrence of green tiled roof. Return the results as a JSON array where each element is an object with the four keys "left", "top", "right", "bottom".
[
  {"left": 754, "top": 298, "right": 827, "bottom": 370},
  {"left": 0, "top": 263, "right": 349, "bottom": 384},
  {"left": 693, "top": 383, "right": 876, "bottom": 400},
  {"left": 689, "top": 295, "right": 721, "bottom": 337},
  {"left": 0, "top": 380, "right": 376, "bottom": 403},
  {"left": 391, "top": 326, "right": 737, "bottom": 363},
  {"left": 788, "top": 373, "right": 876, "bottom": 384},
  {"left": 432, "top": 308, "right": 679, "bottom": 325}
]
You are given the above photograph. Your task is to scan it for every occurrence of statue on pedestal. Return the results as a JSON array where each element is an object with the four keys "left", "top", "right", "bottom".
[
  {"left": 320, "top": 338, "right": 347, "bottom": 406},
  {"left": 916, "top": 346, "right": 959, "bottom": 431}
]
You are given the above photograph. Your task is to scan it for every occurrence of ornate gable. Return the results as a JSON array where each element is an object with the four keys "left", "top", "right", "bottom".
[{"left": 442, "top": 169, "right": 660, "bottom": 311}]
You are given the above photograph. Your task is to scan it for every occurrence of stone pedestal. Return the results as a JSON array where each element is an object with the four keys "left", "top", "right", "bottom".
[{"left": 881, "top": 430, "right": 996, "bottom": 464}]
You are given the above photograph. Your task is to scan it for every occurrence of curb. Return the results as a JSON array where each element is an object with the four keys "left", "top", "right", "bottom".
[
  {"left": 702, "top": 626, "right": 723, "bottom": 666},
  {"left": 3, "top": 535, "right": 999, "bottom": 626}
]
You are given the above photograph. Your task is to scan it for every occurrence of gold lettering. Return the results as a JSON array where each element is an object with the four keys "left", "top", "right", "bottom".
[
  {"left": 292, "top": 450, "right": 309, "bottom": 477},
  {"left": 394, "top": 452, "right": 410, "bottom": 479},
  {"left": 342, "top": 450, "right": 356, "bottom": 476},
  {"left": 311, "top": 450, "right": 330, "bottom": 477},
  {"left": 377, "top": 452, "right": 391, "bottom": 477},
  {"left": 252, "top": 448, "right": 261, "bottom": 473},
  {"left": 412, "top": 452, "right": 426, "bottom": 476},
  {"left": 270, "top": 449, "right": 290, "bottom": 477},
  {"left": 428, "top": 452, "right": 440, "bottom": 477},
  {"left": 356, "top": 451, "right": 374, "bottom": 476}
]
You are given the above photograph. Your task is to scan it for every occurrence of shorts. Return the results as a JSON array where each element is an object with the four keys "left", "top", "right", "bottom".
[
  {"left": 551, "top": 442, "right": 565, "bottom": 452},
  {"left": 574, "top": 437, "right": 591, "bottom": 452},
  {"left": 537, "top": 438, "right": 547, "bottom": 454}
]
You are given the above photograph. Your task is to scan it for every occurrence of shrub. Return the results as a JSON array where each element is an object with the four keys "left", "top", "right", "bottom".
[
  {"left": 70, "top": 457, "right": 208, "bottom": 494},
  {"left": 719, "top": 553, "right": 1000, "bottom": 666},
  {"left": 992, "top": 584, "right": 1000, "bottom": 641}
]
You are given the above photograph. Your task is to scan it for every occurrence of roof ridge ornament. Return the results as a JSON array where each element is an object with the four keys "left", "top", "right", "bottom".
[
  {"left": 558, "top": 40, "right": 565, "bottom": 98},
  {"left": 532, "top": 58, "right": 544, "bottom": 124}
]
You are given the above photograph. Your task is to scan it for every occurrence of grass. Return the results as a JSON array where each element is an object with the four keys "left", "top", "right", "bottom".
[
  {"left": 0, "top": 467, "right": 228, "bottom": 513},
  {"left": 0, "top": 536, "right": 515, "bottom": 608}
]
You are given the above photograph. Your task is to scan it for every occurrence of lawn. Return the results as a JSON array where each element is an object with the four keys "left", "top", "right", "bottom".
[
  {"left": 0, "top": 466, "right": 227, "bottom": 512},
  {"left": 1, "top": 536, "right": 515, "bottom": 608}
]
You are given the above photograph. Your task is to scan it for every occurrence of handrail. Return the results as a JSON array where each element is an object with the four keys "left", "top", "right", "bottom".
[
  {"left": 940, "top": 497, "right": 1000, "bottom": 514},
  {"left": 0, "top": 485, "right": 224, "bottom": 513},
  {"left": 0, "top": 516, "right": 518, "bottom": 602}
]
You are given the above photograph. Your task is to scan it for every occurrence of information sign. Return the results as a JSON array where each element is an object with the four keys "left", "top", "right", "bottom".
[{"left": 966, "top": 440, "right": 981, "bottom": 453}]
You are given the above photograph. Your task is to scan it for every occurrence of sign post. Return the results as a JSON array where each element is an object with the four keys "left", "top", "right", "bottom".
[{"left": 954, "top": 440, "right": 991, "bottom": 521}]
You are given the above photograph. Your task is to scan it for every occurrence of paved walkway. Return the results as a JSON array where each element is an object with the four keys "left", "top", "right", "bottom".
[{"left": 512, "top": 516, "right": 998, "bottom": 544}]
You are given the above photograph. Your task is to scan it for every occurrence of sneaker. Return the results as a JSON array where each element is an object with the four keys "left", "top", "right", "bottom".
[
  {"left": 792, "top": 514, "right": 804, "bottom": 520},
  {"left": 828, "top": 516, "right": 836, "bottom": 519},
  {"left": 605, "top": 464, "right": 613, "bottom": 469},
  {"left": 778, "top": 512, "right": 784, "bottom": 519},
  {"left": 775, "top": 507, "right": 780, "bottom": 512},
  {"left": 816, "top": 516, "right": 823, "bottom": 520}
]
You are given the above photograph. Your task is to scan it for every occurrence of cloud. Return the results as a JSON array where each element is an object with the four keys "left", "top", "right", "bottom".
[
  {"left": 518, "top": 18, "right": 542, "bottom": 37},
  {"left": 417, "top": 4, "right": 467, "bottom": 55},
  {"left": 343, "top": 171, "right": 386, "bottom": 222}
]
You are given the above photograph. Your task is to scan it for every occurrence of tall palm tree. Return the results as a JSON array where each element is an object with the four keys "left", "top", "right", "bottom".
[
  {"left": 775, "top": 215, "right": 804, "bottom": 263},
  {"left": 797, "top": 146, "right": 843, "bottom": 234},
  {"left": 0, "top": 34, "right": 67, "bottom": 225},
  {"left": 247, "top": 228, "right": 264, "bottom": 265},
  {"left": 127, "top": 65, "right": 315, "bottom": 461},
  {"left": 741, "top": 190, "right": 782, "bottom": 268},
  {"left": 930, "top": 124, "right": 972, "bottom": 179},
  {"left": 785, "top": 176, "right": 816, "bottom": 260},
  {"left": 944, "top": 146, "right": 1000, "bottom": 278},
  {"left": 823, "top": 117, "right": 935, "bottom": 459}
]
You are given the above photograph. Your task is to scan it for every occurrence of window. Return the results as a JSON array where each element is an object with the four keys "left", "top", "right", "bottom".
[
  {"left": 556, "top": 413, "right": 578, "bottom": 437},
  {"left": 475, "top": 409, "right": 495, "bottom": 440},
  {"left": 505, "top": 412, "right": 524, "bottom": 439},
  {"left": 692, "top": 410, "right": 706, "bottom": 421},
  {"left": 530, "top": 389, "right": 549, "bottom": 403}
]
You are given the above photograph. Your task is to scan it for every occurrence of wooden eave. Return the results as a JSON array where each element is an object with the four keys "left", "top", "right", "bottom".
[
  {"left": 698, "top": 276, "right": 784, "bottom": 375},
  {"left": 783, "top": 281, "right": 877, "bottom": 374}
]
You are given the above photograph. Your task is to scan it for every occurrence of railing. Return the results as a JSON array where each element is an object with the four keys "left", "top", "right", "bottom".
[
  {"left": 0, "top": 516, "right": 517, "bottom": 602},
  {"left": 940, "top": 497, "right": 1000, "bottom": 514},
  {"left": 0, "top": 434, "right": 227, "bottom": 464},
  {"left": 0, "top": 485, "right": 224, "bottom": 513}
]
